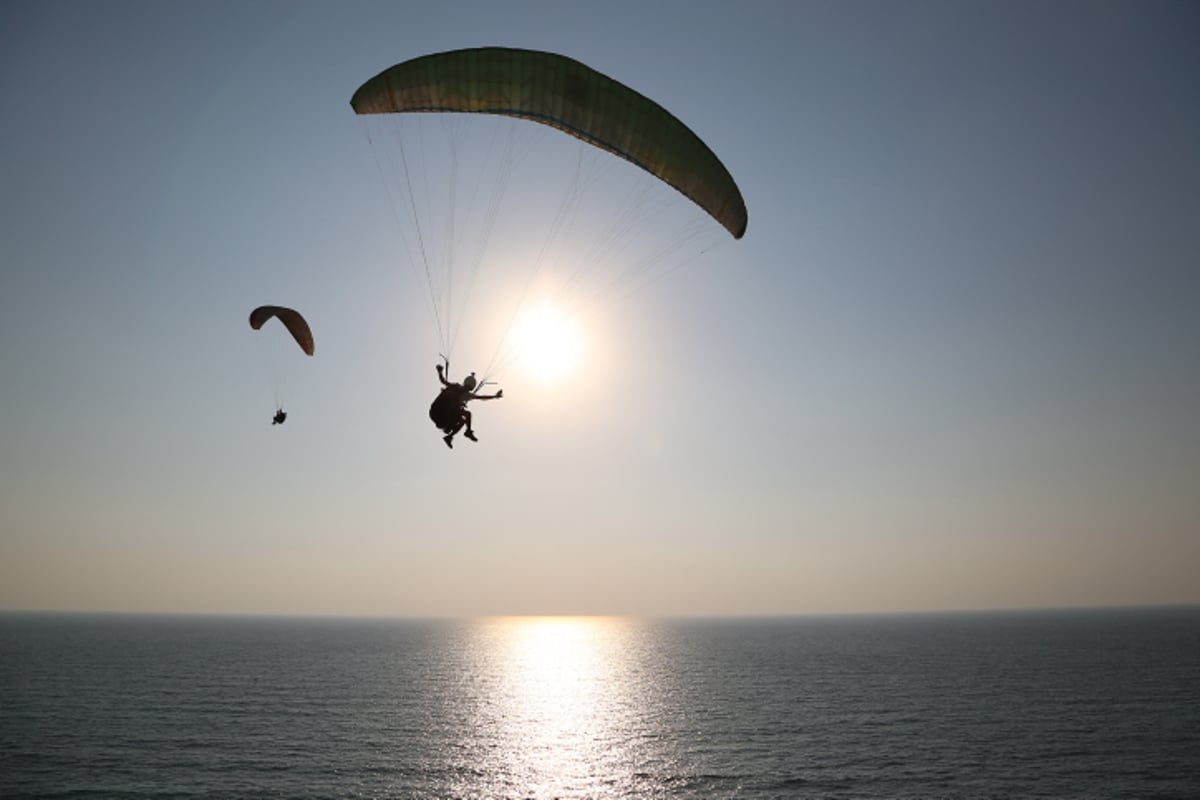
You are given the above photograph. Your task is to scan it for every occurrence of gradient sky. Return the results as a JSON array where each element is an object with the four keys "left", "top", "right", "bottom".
[{"left": 2, "top": 0, "right": 1197, "bottom": 616}]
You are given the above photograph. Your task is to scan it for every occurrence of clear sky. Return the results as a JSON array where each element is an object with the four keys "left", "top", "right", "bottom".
[{"left": 2, "top": 0, "right": 1197, "bottom": 617}]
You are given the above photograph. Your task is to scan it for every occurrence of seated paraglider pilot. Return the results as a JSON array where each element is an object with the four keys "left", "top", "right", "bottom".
[
  {"left": 272, "top": 409, "right": 287, "bottom": 425},
  {"left": 430, "top": 362, "right": 502, "bottom": 448}
]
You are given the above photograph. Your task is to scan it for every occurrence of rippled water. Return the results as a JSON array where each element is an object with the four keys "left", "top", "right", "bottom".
[{"left": 1, "top": 609, "right": 1197, "bottom": 798}]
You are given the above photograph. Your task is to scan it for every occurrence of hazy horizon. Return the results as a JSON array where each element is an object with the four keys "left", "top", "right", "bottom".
[{"left": 4, "top": 602, "right": 1198, "bottom": 621}]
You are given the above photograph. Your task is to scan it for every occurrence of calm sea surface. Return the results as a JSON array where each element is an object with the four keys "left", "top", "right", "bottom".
[{"left": 1, "top": 609, "right": 1197, "bottom": 799}]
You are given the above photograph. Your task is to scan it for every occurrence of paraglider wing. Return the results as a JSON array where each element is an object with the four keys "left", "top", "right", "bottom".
[
  {"left": 249, "top": 306, "right": 315, "bottom": 356},
  {"left": 350, "top": 47, "right": 747, "bottom": 239}
]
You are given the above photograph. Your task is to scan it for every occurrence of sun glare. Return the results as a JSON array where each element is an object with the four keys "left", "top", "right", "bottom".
[{"left": 513, "top": 305, "right": 583, "bottom": 383}]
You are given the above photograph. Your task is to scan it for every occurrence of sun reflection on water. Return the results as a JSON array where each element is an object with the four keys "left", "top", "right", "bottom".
[{"left": 470, "top": 616, "right": 649, "bottom": 796}]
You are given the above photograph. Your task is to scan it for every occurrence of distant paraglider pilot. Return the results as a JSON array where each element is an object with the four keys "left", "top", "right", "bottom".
[
  {"left": 430, "top": 361, "right": 502, "bottom": 448},
  {"left": 249, "top": 306, "right": 312, "bottom": 428}
]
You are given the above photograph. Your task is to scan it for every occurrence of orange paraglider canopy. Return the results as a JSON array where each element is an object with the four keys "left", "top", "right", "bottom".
[{"left": 249, "top": 306, "right": 314, "bottom": 356}]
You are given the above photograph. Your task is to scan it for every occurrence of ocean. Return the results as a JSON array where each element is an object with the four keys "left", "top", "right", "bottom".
[{"left": 1, "top": 608, "right": 1197, "bottom": 799}]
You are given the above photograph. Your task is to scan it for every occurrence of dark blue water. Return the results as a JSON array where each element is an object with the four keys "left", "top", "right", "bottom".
[{"left": 1, "top": 608, "right": 1197, "bottom": 798}]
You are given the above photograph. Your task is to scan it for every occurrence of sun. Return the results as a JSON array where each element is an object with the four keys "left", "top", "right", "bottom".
[{"left": 513, "top": 305, "right": 583, "bottom": 383}]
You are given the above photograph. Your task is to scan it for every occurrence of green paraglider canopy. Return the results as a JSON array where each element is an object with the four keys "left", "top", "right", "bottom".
[
  {"left": 249, "top": 306, "right": 314, "bottom": 356},
  {"left": 351, "top": 47, "right": 747, "bottom": 239}
]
